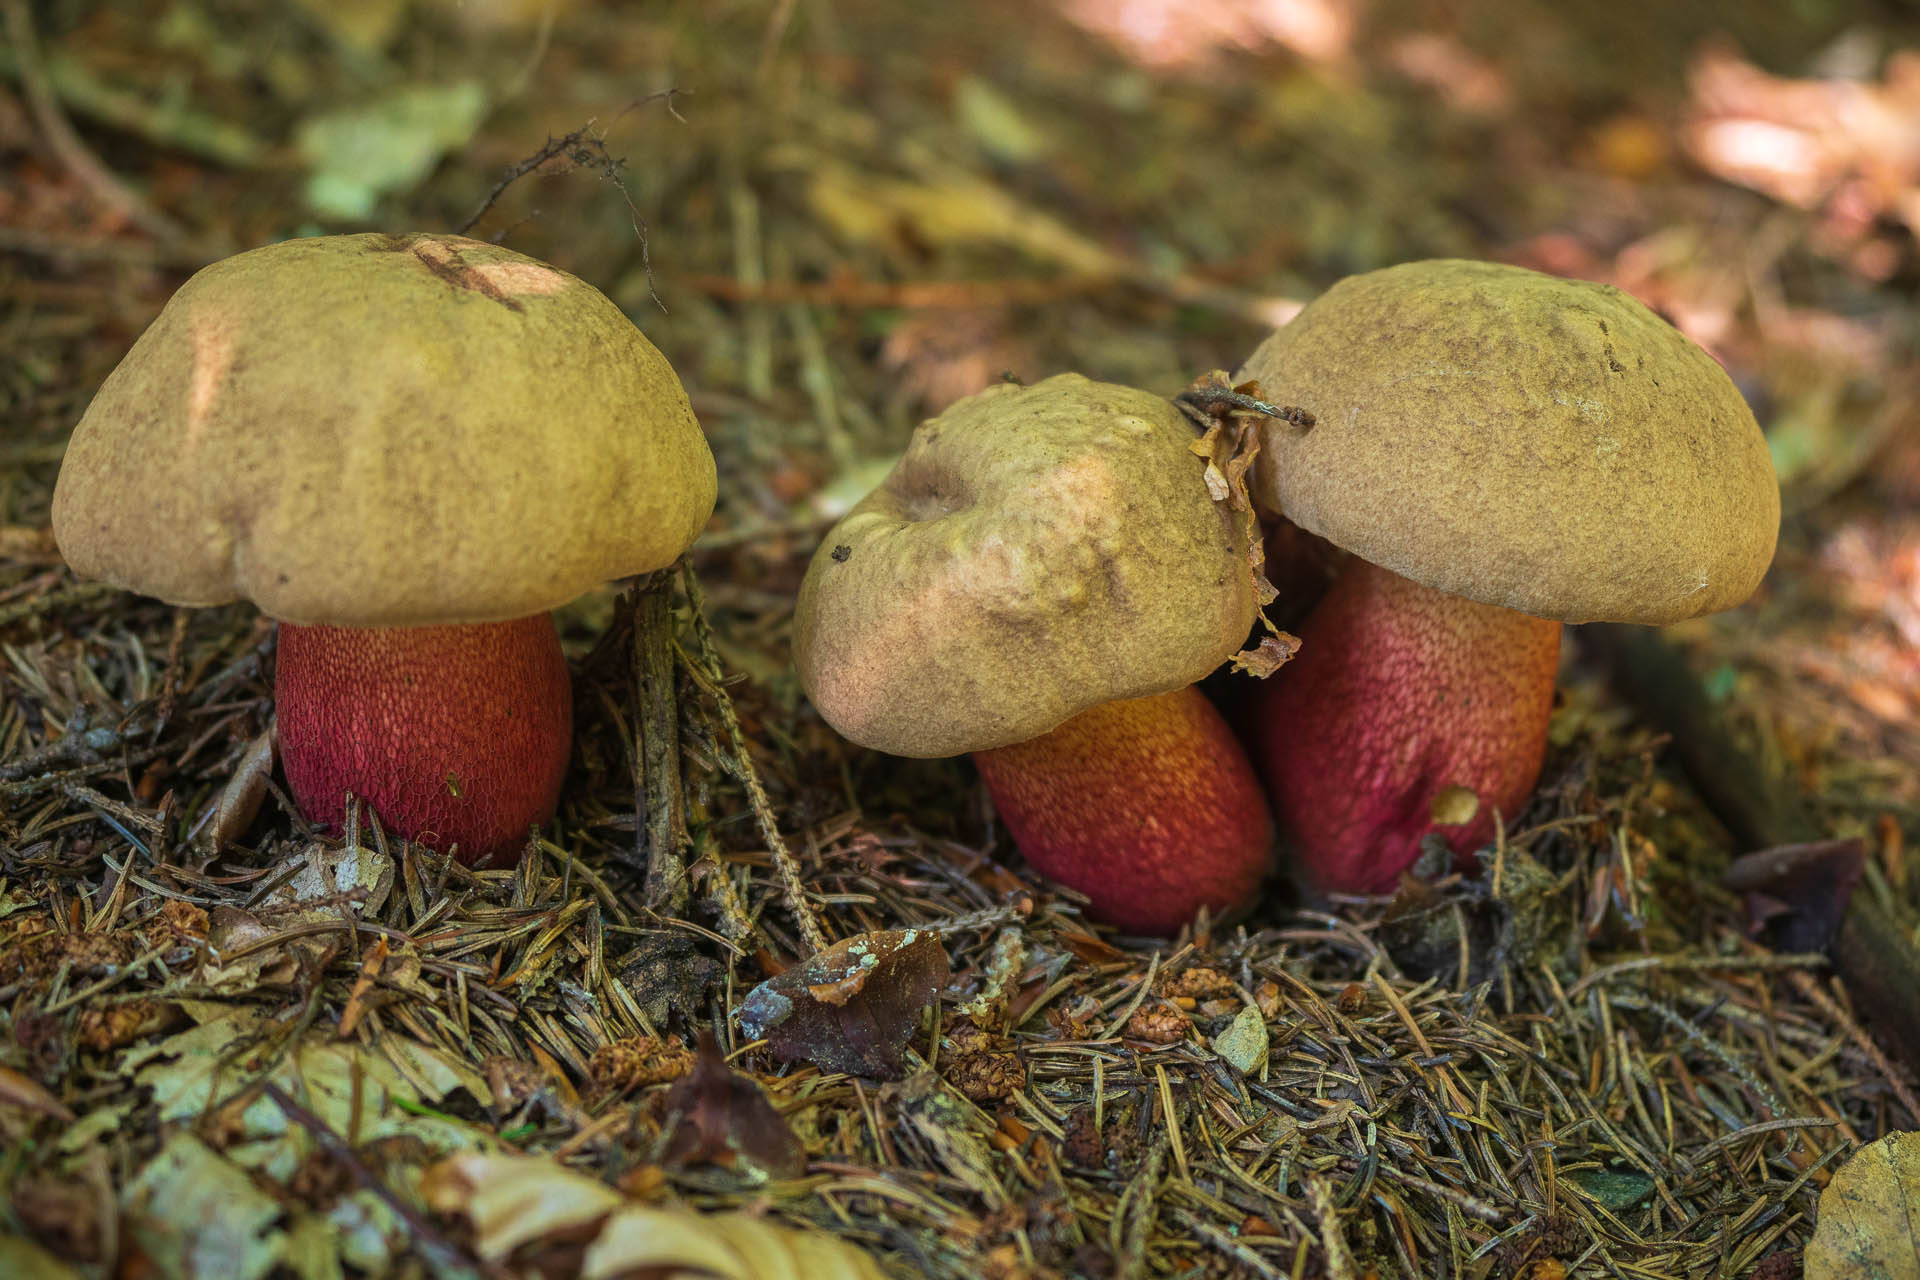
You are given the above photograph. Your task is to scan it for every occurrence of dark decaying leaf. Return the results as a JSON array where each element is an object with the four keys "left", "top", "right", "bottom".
[
  {"left": 661, "top": 1030, "right": 806, "bottom": 1181},
  {"left": 1723, "top": 838, "right": 1865, "bottom": 954},
  {"left": 615, "top": 930, "right": 723, "bottom": 1026},
  {"left": 736, "top": 929, "right": 949, "bottom": 1078}
]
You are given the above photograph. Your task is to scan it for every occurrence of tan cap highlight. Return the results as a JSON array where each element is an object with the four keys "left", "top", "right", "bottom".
[
  {"left": 1238, "top": 259, "right": 1779, "bottom": 624},
  {"left": 793, "top": 374, "right": 1257, "bottom": 759},
  {"left": 53, "top": 233, "right": 716, "bottom": 626}
]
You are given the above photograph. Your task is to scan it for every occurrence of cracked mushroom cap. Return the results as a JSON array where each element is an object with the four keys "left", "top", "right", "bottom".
[
  {"left": 52, "top": 233, "right": 716, "bottom": 627},
  {"left": 1237, "top": 259, "right": 1780, "bottom": 624},
  {"left": 793, "top": 373, "right": 1257, "bottom": 759}
]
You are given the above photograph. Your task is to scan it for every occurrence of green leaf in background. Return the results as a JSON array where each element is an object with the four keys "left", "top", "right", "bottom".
[{"left": 297, "top": 81, "right": 488, "bottom": 219}]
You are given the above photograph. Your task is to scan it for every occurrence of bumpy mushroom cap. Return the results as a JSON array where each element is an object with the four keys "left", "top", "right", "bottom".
[
  {"left": 794, "top": 373, "right": 1257, "bottom": 759},
  {"left": 1237, "top": 259, "right": 1780, "bottom": 624},
  {"left": 53, "top": 233, "right": 716, "bottom": 625}
]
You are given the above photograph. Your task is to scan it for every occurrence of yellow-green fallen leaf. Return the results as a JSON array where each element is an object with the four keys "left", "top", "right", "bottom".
[
  {"left": 584, "top": 1204, "right": 889, "bottom": 1280},
  {"left": 123, "top": 1132, "right": 286, "bottom": 1280},
  {"left": 1806, "top": 1129, "right": 1920, "bottom": 1280},
  {"left": 1213, "top": 1004, "right": 1270, "bottom": 1074},
  {"left": 425, "top": 1152, "right": 890, "bottom": 1278},
  {"left": 422, "top": 1154, "right": 623, "bottom": 1261}
]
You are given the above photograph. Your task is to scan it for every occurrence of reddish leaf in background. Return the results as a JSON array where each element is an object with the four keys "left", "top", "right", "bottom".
[
  {"left": 1055, "top": 0, "right": 1357, "bottom": 70},
  {"left": 736, "top": 929, "right": 949, "bottom": 1078},
  {"left": 661, "top": 1030, "right": 806, "bottom": 1181},
  {"left": 1684, "top": 42, "right": 1920, "bottom": 242},
  {"left": 1723, "top": 838, "right": 1866, "bottom": 954}
]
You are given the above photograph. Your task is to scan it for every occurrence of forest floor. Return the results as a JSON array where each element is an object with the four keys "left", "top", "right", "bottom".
[{"left": 4, "top": 1, "right": 1920, "bottom": 1277}]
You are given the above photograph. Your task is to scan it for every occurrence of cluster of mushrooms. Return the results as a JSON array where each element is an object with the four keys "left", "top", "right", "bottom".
[{"left": 52, "top": 236, "right": 1780, "bottom": 938}]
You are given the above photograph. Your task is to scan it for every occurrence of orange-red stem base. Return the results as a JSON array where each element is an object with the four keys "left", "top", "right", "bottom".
[
  {"left": 277, "top": 616, "right": 573, "bottom": 865},
  {"left": 1249, "top": 559, "right": 1560, "bottom": 894},
  {"left": 971, "top": 686, "right": 1273, "bottom": 935}
]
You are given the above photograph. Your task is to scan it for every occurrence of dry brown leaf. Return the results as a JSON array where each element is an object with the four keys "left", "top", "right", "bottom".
[
  {"left": 1177, "top": 371, "right": 1301, "bottom": 637},
  {"left": 661, "top": 1031, "right": 806, "bottom": 1181},
  {"left": 1805, "top": 1129, "right": 1920, "bottom": 1280},
  {"left": 736, "top": 929, "right": 948, "bottom": 1078},
  {"left": 1724, "top": 838, "right": 1866, "bottom": 954},
  {"left": 1230, "top": 630, "right": 1301, "bottom": 679},
  {"left": 207, "top": 729, "right": 274, "bottom": 849}
]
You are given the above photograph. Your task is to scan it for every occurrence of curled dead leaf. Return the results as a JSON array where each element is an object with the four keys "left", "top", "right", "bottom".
[
  {"left": 583, "top": 1203, "right": 889, "bottom": 1280},
  {"left": 1178, "top": 371, "right": 1309, "bottom": 649},
  {"left": 1230, "top": 630, "right": 1301, "bottom": 679},
  {"left": 736, "top": 929, "right": 949, "bottom": 1078},
  {"left": 206, "top": 729, "right": 274, "bottom": 849},
  {"left": 421, "top": 1153, "right": 624, "bottom": 1261},
  {"left": 0, "top": 1063, "right": 75, "bottom": 1122}
]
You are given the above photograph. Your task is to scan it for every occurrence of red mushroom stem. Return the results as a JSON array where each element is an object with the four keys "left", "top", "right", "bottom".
[
  {"left": 970, "top": 685, "right": 1272, "bottom": 935},
  {"left": 1248, "top": 557, "right": 1560, "bottom": 894},
  {"left": 276, "top": 616, "right": 573, "bottom": 865}
]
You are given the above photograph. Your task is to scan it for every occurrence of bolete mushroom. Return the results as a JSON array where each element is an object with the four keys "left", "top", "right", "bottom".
[
  {"left": 1236, "top": 260, "right": 1779, "bottom": 893},
  {"left": 793, "top": 373, "right": 1272, "bottom": 935},
  {"left": 52, "top": 233, "right": 715, "bottom": 863}
]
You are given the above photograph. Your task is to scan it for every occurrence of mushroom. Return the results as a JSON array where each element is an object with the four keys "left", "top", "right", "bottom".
[
  {"left": 1235, "top": 260, "right": 1779, "bottom": 893},
  {"left": 793, "top": 373, "right": 1272, "bottom": 935},
  {"left": 52, "top": 233, "right": 715, "bottom": 863}
]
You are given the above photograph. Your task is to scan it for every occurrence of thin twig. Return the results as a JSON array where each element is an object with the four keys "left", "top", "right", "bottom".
[
  {"left": 680, "top": 562, "right": 827, "bottom": 956},
  {"left": 453, "top": 90, "right": 685, "bottom": 311}
]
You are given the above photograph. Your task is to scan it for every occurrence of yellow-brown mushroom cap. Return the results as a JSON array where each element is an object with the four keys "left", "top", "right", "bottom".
[
  {"left": 52, "top": 233, "right": 716, "bottom": 627},
  {"left": 793, "top": 374, "right": 1257, "bottom": 759},
  {"left": 1237, "top": 259, "right": 1780, "bottom": 625}
]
